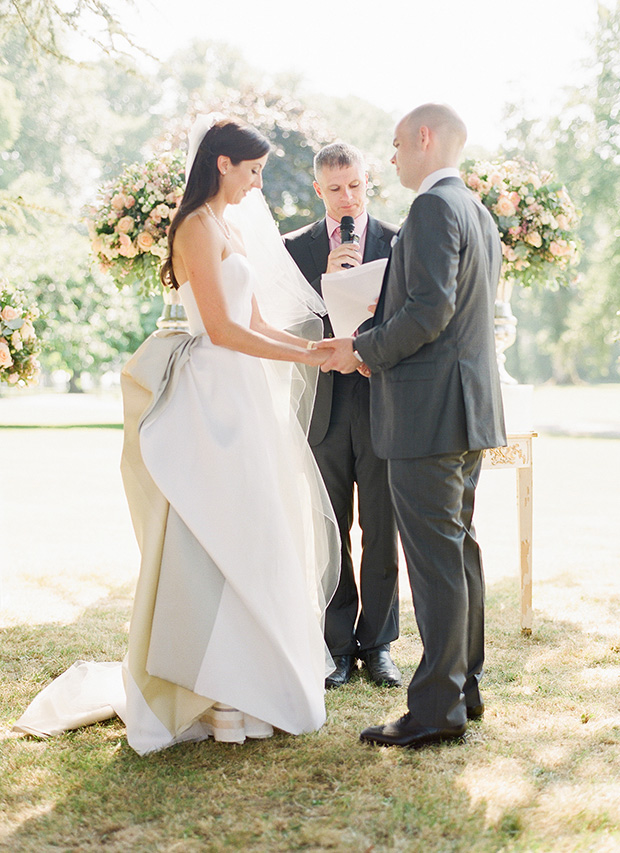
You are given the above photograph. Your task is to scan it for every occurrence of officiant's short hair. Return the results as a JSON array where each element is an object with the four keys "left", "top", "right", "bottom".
[{"left": 314, "top": 142, "right": 366, "bottom": 179}]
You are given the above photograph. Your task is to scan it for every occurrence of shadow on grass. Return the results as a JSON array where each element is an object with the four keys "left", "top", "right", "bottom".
[{"left": 2, "top": 580, "right": 620, "bottom": 852}]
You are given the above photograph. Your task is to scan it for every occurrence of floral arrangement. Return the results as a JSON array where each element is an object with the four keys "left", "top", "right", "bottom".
[
  {"left": 86, "top": 151, "right": 185, "bottom": 295},
  {"left": 461, "top": 157, "right": 581, "bottom": 287},
  {"left": 0, "top": 283, "right": 41, "bottom": 386}
]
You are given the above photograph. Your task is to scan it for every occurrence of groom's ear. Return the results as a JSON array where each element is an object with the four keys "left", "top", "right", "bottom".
[{"left": 217, "top": 155, "right": 231, "bottom": 175}]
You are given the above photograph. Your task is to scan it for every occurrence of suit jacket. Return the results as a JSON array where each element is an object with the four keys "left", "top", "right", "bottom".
[
  {"left": 284, "top": 215, "right": 398, "bottom": 445},
  {"left": 355, "top": 177, "right": 506, "bottom": 460}
]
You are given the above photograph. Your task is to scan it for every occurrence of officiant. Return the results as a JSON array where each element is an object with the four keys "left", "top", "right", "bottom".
[{"left": 284, "top": 143, "right": 401, "bottom": 689}]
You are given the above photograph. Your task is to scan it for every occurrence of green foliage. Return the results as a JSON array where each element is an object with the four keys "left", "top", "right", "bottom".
[
  {"left": 0, "top": 76, "right": 22, "bottom": 150},
  {"left": 500, "top": 2, "right": 620, "bottom": 382},
  {"left": 0, "top": 0, "right": 143, "bottom": 65},
  {"left": 0, "top": 223, "right": 148, "bottom": 387}
]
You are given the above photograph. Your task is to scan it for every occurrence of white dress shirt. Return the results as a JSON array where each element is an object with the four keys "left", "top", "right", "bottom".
[{"left": 418, "top": 167, "right": 461, "bottom": 195}]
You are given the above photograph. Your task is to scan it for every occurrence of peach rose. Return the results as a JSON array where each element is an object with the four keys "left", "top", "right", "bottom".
[
  {"left": 501, "top": 244, "right": 518, "bottom": 262},
  {"left": 549, "top": 240, "right": 569, "bottom": 257},
  {"left": 7, "top": 372, "right": 19, "bottom": 384},
  {"left": 20, "top": 319, "right": 36, "bottom": 341},
  {"left": 467, "top": 174, "right": 482, "bottom": 191},
  {"left": 555, "top": 214, "right": 570, "bottom": 230},
  {"left": 125, "top": 195, "right": 136, "bottom": 208},
  {"left": 489, "top": 172, "right": 504, "bottom": 186},
  {"left": 111, "top": 193, "right": 126, "bottom": 210},
  {"left": 525, "top": 231, "right": 543, "bottom": 248},
  {"left": 149, "top": 203, "right": 170, "bottom": 224},
  {"left": 116, "top": 216, "right": 134, "bottom": 234},
  {"left": 11, "top": 331, "right": 23, "bottom": 351},
  {"left": 1, "top": 305, "right": 20, "bottom": 322},
  {"left": 136, "top": 231, "right": 154, "bottom": 252},
  {"left": 0, "top": 342, "right": 13, "bottom": 368},
  {"left": 494, "top": 194, "right": 517, "bottom": 217}
]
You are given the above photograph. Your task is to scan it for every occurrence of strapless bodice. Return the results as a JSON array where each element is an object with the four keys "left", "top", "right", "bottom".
[{"left": 178, "top": 253, "right": 254, "bottom": 337}]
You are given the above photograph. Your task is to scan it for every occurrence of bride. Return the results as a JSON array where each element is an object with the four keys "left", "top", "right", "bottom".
[{"left": 13, "top": 116, "right": 340, "bottom": 755}]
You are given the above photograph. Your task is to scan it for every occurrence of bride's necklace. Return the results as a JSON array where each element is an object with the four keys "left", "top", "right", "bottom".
[{"left": 204, "top": 202, "right": 231, "bottom": 240}]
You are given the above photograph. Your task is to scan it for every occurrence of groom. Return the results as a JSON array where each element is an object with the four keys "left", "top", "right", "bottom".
[
  {"left": 319, "top": 104, "right": 506, "bottom": 748},
  {"left": 284, "top": 142, "right": 401, "bottom": 689}
]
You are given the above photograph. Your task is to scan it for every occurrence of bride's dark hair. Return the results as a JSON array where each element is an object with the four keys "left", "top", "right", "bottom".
[{"left": 161, "top": 119, "right": 270, "bottom": 289}]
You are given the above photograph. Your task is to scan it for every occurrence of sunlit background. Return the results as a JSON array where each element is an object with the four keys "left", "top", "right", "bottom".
[{"left": 0, "top": 0, "right": 618, "bottom": 387}]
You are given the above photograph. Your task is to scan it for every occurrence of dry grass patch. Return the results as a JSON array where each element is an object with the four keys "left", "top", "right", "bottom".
[
  {"left": 3, "top": 596, "right": 620, "bottom": 852},
  {"left": 1, "top": 393, "right": 620, "bottom": 852}
]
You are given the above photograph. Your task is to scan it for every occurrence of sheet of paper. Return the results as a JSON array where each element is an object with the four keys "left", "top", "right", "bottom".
[{"left": 320, "top": 258, "right": 388, "bottom": 337}]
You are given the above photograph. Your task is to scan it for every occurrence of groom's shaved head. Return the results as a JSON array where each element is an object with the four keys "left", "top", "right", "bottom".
[
  {"left": 391, "top": 103, "right": 468, "bottom": 190},
  {"left": 401, "top": 103, "right": 467, "bottom": 160}
]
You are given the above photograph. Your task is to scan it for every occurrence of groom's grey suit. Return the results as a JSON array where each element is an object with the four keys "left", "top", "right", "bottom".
[{"left": 355, "top": 176, "right": 506, "bottom": 727}]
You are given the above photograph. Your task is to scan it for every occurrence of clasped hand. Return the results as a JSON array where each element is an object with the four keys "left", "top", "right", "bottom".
[{"left": 315, "top": 337, "right": 370, "bottom": 375}]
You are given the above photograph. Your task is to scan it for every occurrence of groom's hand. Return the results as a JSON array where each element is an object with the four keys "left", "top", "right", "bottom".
[{"left": 316, "top": 337, "right": 360, "bottom": 374}]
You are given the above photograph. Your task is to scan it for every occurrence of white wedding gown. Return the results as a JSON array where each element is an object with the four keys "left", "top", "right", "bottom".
[{"left": 14, "top": 250, "right": 339, "bottom": 755}]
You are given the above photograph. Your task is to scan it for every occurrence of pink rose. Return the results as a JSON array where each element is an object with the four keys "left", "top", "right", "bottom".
[
  {"left": 118, "top": 233, "right": 138, "bottom": 258},
  {"left": 509, "top": 192, "right": 521, "bottom": 208},
  {"left": 0, "top": 342, "right": 13, "bottom": 368},
  {"left": 136, "top": 231, "right": 154, "bottom": 252},
  {"left": 467, "top": 175, "right": 482, "bottom": 191},
  {"left": 116, "top": 216, "right": 134, "bottom": 234},
  {"left": 1, "top": 305, "right": 21, "bottom": 322},
  {"left": 125, "top": 195, "right": 136, "bottom": 208},
  {"left": 489, "top": 172, "right": 504, "bottom": 186},
  {"left": 7, "top": 372, "right": 19, "bottom": 384}
]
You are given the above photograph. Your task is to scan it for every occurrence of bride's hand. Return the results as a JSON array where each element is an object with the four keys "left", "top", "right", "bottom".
[{"left": 303, "top": 342, "right": 333, "bottom": 366}]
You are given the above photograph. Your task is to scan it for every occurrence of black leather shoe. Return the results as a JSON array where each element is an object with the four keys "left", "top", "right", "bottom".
[
  {"left": 360, "top": 649, "right": 402, "bottom": 687},
  {"left": 467, "top": 703, "right": 484, "bottom": 721},
  {"left": 325, "top": 654, "right": 355, "bottom": 689},
  {"left": 360, "top": 712, "right": 466, "bottom": 749}
]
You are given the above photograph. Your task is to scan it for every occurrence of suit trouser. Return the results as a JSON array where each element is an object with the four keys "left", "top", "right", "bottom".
[
  {"left": 312, "top": 372, "right": 399, "bottom": 656},
  {"left": 387, "top": 450, "right": 484, "bottom": 728}
]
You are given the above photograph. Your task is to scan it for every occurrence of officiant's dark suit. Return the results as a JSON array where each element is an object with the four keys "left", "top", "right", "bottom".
[
  {"left": 350, "top": 106, "right": 506, "bottom": 745},
  {"left": 283, "top": 143, "right": 401, "bottom": 688}
]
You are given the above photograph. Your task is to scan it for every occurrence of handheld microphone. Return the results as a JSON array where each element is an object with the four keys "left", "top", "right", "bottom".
[{"left": 340, "top": 215, "right": 358, "bottom": 268}]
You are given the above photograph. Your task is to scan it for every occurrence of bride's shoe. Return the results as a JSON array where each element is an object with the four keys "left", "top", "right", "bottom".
[
  {"left": 243, "top": 714, "right": 274, "bottom": 739},
  {"left": 204, "top": 703, "right": 245, "bottom": 744}
]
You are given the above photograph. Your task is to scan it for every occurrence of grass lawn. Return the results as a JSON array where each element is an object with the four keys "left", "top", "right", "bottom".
[{"left": 1, "top": 386, "right": 619, "bottom": 852}]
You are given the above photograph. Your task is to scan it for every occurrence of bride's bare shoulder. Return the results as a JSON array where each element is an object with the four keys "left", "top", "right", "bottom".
[{"left": 176, "top": 207, "right": 219, "bottom": 244}]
